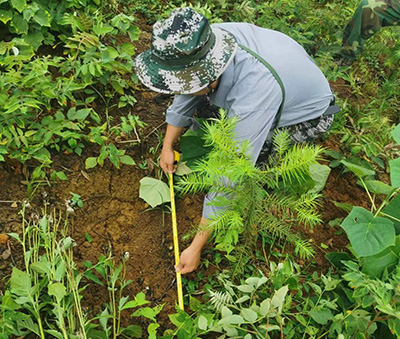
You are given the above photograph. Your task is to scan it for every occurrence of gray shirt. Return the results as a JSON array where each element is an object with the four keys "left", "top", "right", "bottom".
[{"left": 166, "top": 23, "right": 334, "bottom": 219}]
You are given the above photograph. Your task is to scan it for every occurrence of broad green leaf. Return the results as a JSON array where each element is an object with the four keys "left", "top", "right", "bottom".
[
  {"left": 219, "top": 314, "right": 244, "bottom": 325},
  {"left": 118, "top": 42, "right": 136, "bottom": 56},
  {"left": 48, "top": 282, "right": 66, "bottom": 302},
  {"left": 382, "top": 194, "right": 400, "bottom": 234},
  {"left": 45, "top": 330, "right": 64, "bottom": 339},
  {"left": 364, "top": 180, "right": 393, "bottom": 195},
  {"left": 180, "top": 119, "right": 211, "bottom": 167},
  {"left": 131, "top": 307, "right": 157, "bottom": 321},
  {"left": 30, "top": 261, "right": 50, "bottom": 275},
  {"left": 175, "top": 161, "right": 193, "bottom": 176},
  {"left": 56, "top": 171, "right": 68, "bottom": 181},
  {"left": 389, "top": 157, "right": 400, "bottom": 187},
  {"left": 309, "top": 163, "right": 331, "bottom": 193},
  {"left": 10, "top": 267, "right": 31, "bottom": 297},
  {"left": 139, "top": 177, "right": 170, "bottom": 208},
  {"left": 308, "top": 308, "right": 333, "bottom": 325},
  {"left": 240, "top": 308, "right": 258, "bottom": 322},
  {"left": 259, "top": 298, "right": 271, "bottom": 315},
  {"left": 127, "top": 25, "right": 140, "bottom": 41},
  {"left": 341, "top": 207, "right": 395, "bottom": 257},
  {"left": 85, "top": 157, "right": 98, "bottom": 169},
  {"left": 12, "top": 14, "right": 29, "bottom": 34},
  {"left": 23, "top": 31, "right": 44, "bottom": 51},
  {"left": 361, "top": 235, "right": 400, "bottom": 278},
  {"left": 33, "top": 9, "right": 51, "bottom": 27},
  {"left": 392, "top": 124, "right": 400, "bottom": 144},
  {"left": 271, "top": 286, "right": 288, "bottom": 313},
  {"left": 332, "top": 201, "right": 353, "bottom": 212},
  {"left": 123, "top": 324, "right": 142, "bottom": 338},
  {"left": 11, "top": 0, "right": 26, "bottom": 13},
  {"left": 93, "top": 24, "right": 113, "bottom": 36},
  {"left": 198, "top": 315, "right": 208, "bottom": 330},
  {"left": 341, "top": 160, "right": 375, "bottom": 177},
  {"left": 120, "top": 155, "right": 135, "bottom": 165},
  {"left": 236, "top": 284, "right": 255, "bottom": 293},
  {"left": 0, "top": 10, "right": 13, "bottom": 24},
  {"left": 121, "top": 292, "right": 149, "bottom": 310}
]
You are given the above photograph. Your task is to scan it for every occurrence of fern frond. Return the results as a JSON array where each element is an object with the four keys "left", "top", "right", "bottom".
[
  {"left": 209, "top": 210, "right": 243, "bottom": 234},
  {"left": 266, "top": 144, "right": 323, "bottom": 186},
  {"left": 294, "top": 194, "right": 322, "bottom": 227},
  {"left": 256, "top": 214, "right": 292, "bottom": 239},
  {"left": 272, "top": 128, "right": 292, "bottom": 159},
  {"left": 293, "top": 238, "right": 316, "bottom": 259},
  {"left": 177, "top": 173, "right": 212, "bottom": 194},
  {"left": 209, "top": 290, "right": 233, "bottom": 312}
]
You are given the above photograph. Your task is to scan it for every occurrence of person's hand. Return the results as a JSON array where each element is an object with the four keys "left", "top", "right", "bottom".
[
  {"left": 160, "top": 147, "right": 177, "bottom": 174},
  {"left": 175, "top": 245, "right": 201, "bottom": 274}
]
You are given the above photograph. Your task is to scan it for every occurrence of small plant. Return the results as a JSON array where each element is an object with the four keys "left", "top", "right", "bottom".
[
  {"left": 178, "top": 110, "right": 323, "bottom": 259},
  {"left": 339, "top": 123, "right": 400, "bottom": 278}
]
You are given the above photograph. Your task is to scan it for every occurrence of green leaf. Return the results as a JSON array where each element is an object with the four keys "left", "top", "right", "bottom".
[
  {"left": 120, "top": 155, "right": 135, "bottom": 165},
  {"left": 236, "top": 284, "right": 255, "bottom": 293},
  {"left": 389, "top": 157, "right": 400, "bottom": 187},
  {"left": 139, "top": 177, "right": 171, "bottom": 208},
  {"left": 12, "top": 14, "right": 29, "bottom": 34},
  {"left": 341, "top": 160, "right": 375, "bottom": 177},
  {"left": 45, "top": 330, "right": 64, "bottom": 339},
  {"left": 175, "top": 161, "right": 193, "bottom": 176},
  {"left": 382, "top": 194, "right": 400, "bottom": 234},
  {"left": 198, "top": 315, "right": 208, "bottom": 330},
  {"left": 48, "top": 282, "right": 66, "bottom": 303},
  {"left": 309, "top": 309, "right": 334, "bottom": 325},
  {"left": 85, "top": 157, "right": 98, "bottom": 169},
  {"left": 23, "top": 31, "right": 44, "bottom": 51},
  {"left": 30, "top": 261, "right": 50, "bottom": 275},
  {"left": 10, "top": 267, "right": 31, "bottom": 297},
  {"left": 219, "top": 314, "right": 244, "bottom": 325},
  {"left": 259, "top": 299, "right": 271, "bottom": 315},
  {"left": 364, "top": 180, "right": 393, "bottom": 195},
  {"left": 123, "top": 324, "right": 142, "bottom": 338},
  {"left": 11, "top": 0, "right": 27, "bottom": 13},
  {"left": 361, "top": 235, "right": 400, "bottom": 278},
  {"left": 131, "top": 307, "right": 157, "bottom": 321},
  {"left": 121, "top": 292, "right": 149, "bottom": 310},
  {"left": 33, "top": 9, "right": 51, "bottom": 27},
  {"left": 180, "top": 119, "right": 212, "bottom": 167},
  {"left": 392, "top": 124, "right": 400, "bottom": 144},
  {"left": 240, "top": 308, "right": 258, "bottom": 322},
  {"left": 341, "top": 207, "right": 395, "bottom": 257},
  {"left": 56, "top": 171, "right": 68, "bottom": 181},
  {"left": 127, "top": 25, "right": 140, "bottom": 41},
  {"left": 309, "top": 163, "right": 331, "bottom": 193},
  {"left": 271, "top": 286, "right": 288, "bottom": 313},
  {"left": 0, "top": 10, "right": 13, "bottom": 24},
  {"left": 332, "top": 201, "right": 353, "bottom": 212},
  {"left": 85, "top": 233, "right": 93, "bottom": 243},
  {"left": 83, "top": 270, "right": 103, "bottom": 286}
]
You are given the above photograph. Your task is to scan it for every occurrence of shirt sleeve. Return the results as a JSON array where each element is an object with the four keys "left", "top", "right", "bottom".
[
  {"left": 202, "top": 108, "right": 277, "bottom": 219},
  {"left": 166, "top": 94, "right": 205, "bottom": 130}
]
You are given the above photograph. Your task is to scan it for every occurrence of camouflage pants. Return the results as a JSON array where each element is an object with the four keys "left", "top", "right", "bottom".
[
  {"left": 342, "top": 0, "right": 400, "bottom": 58},
  {"left": 256, "top": 115, "right": 334, "bottom": 166}
]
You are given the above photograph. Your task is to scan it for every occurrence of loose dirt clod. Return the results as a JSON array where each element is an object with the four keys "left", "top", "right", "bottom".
[{"left": 0, "top": 233, "right": 9, "bottom": 244}]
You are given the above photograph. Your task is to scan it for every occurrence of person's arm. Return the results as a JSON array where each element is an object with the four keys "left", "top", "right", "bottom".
[
  {"left": 175, "top": 217, "right": 211, "bottom": 274},
  {"left": 161, "top": 94, "right": 205, "bottom": 173},
  {"left": 160, "top": 124, "right": 184, "bottom": 174}
]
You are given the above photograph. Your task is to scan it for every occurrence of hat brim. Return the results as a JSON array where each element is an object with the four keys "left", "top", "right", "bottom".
[{"left": 134, "top": 27, "right": 238, "bottom": 95}]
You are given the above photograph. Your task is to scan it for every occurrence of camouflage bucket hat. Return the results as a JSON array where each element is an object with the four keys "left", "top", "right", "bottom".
[{"left": 134, "top": 7, "right": 238, "bottom": 95}]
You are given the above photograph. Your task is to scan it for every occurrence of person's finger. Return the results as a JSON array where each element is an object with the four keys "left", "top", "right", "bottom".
[{"left": 175, "top": 262, "right": 183, "bottom": 272}]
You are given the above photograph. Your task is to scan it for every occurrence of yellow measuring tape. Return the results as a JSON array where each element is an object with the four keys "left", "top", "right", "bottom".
[{"left": 169, "top": 151, "right": 184, "bottom": 310}]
